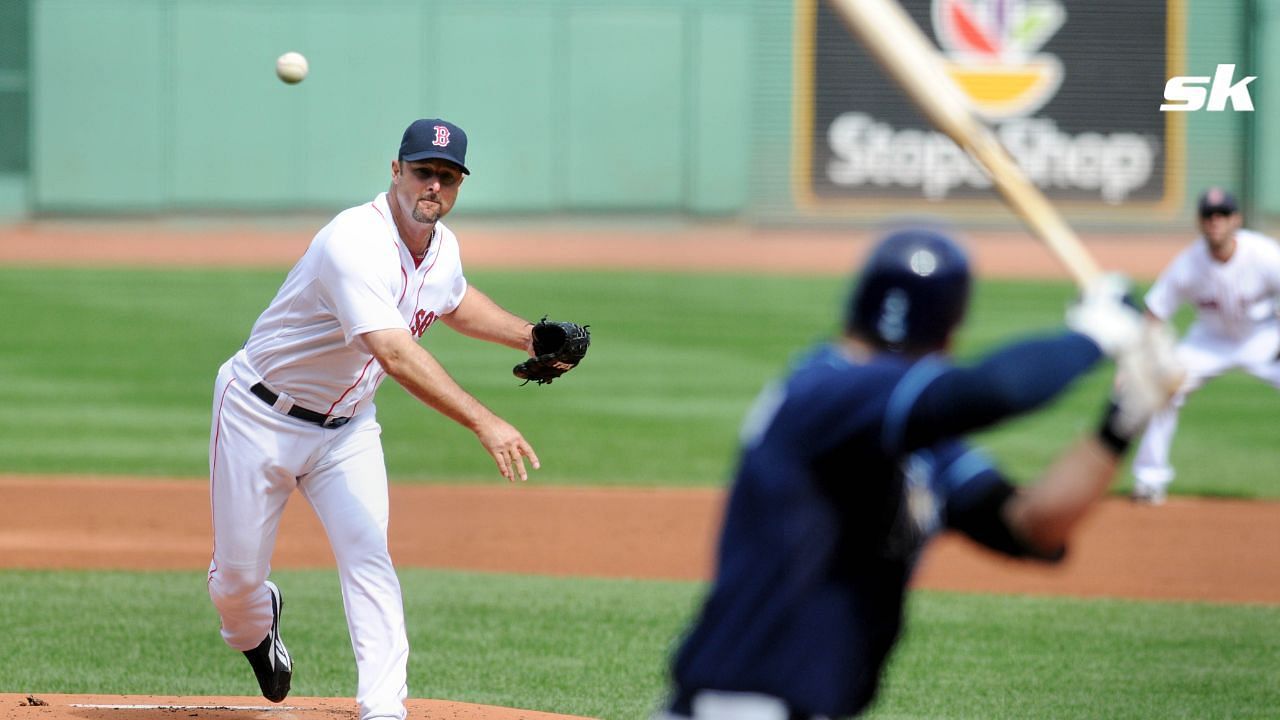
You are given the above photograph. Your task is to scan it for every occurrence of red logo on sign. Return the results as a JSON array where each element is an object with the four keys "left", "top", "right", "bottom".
[
  {"left": 432, "top": 126, "right": 450, "bottom": 147},
  {"left": 409, "top": 309, "right": 437, "bottom": 338}
]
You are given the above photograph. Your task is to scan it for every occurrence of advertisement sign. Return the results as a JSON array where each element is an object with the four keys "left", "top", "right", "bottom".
[{"left": 794, "top": 0, "right": 1184, "bottom": 214}]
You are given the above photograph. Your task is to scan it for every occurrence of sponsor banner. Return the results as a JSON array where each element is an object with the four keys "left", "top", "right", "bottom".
[{"left": 795, "top": 0, "right": 1183, "bottom": 213}]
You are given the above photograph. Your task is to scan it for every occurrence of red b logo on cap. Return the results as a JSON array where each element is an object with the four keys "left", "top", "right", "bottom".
[{"left": 432, "top": 126, "right": 450, "bottom": 147}]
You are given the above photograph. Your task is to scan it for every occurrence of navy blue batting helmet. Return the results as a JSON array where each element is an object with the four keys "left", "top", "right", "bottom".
[{"left": 845, "top": 229, "right": 972, "bottom": 354}]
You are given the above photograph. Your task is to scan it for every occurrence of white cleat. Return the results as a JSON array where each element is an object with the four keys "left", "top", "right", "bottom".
[{"left": 1130, "top": 484, "right": 1168, "bottom": 506}]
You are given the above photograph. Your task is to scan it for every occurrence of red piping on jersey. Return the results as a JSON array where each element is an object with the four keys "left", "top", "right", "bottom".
[
  {"left": 406, "top": 230, "right": 443, "bottom": 331},
  {"left": 369, "top": 201, "right": 412, "bottom": 305},
  {"left": 352, "top": 368, "right": 387, "bottom": 415},
  {"left": 413, "top": 252, "right": 438, "bottom": 308},
  {"left": 208, "top": 377, "right": 236, "bottom": 585},
  {"left": 407, "top": 228, "right": 441, "bottom": 271},
  {"left": 419, "top": 241, "right": 441, "bottom": 277},
  {"left": 327, "top": 355, "right": 377, "bottom": 416}
]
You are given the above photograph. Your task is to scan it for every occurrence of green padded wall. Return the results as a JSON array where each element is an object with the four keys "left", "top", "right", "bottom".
[
  {"left": 0, "top": 0, "right": 29, "bottom": 216},
  {"left": 32, "top": 0, "right": 166, "bottom": 209},
  {"left": 1180, "top": 0, "right": 1252, "bottom": 219},
  {"left": 1252, "top": 0, "right": 1280, "bottom": 224},
  {"left": 433, "top": 7, "right": 559, "bottom": 212},
  {"left": 28, "top": 0, "right": 754, "bottom": 215},
  {"left": 566, "top": 8, "right": 686, "bottom": 208}
]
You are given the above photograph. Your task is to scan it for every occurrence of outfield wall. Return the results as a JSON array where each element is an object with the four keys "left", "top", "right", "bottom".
[
  {"left": 3, "top": 0, "right": 1276, "bottom": 231},
  {"left": 21, "top": 0, "right": 754, "bottom": 216}
]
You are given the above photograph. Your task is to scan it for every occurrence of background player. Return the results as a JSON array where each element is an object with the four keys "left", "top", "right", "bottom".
[
  {"left": 654, "top": 228, "right": 1181, "bottom": 719},
  {"left": 207, "top": 118, "right": 577, "bottom": 720},
  {"left": 1131, "top": 187, "right": 1280, "bottom": 504}
]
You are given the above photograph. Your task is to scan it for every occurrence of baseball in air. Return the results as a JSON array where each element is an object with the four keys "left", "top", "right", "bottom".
[{"left": 275, "top": 51, "right": 308, "bottom": 84}]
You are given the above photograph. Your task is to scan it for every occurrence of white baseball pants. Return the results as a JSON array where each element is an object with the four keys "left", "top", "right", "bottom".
[
  {"left": 1133, "top": 324, "right": 1280, "bottom": 493},
  {"left": 207, "top": 357, "right": 408, "bottom": 720}
]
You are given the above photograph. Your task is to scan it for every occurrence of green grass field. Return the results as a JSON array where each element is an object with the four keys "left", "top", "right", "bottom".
[
  {"left": 0, "top": 267, "right": 1274, "bottom": 496},
  {"left": 1, "top": 570, "right": 1277, "bottom": 719},
  {"left": 2, "top": 266, "right": 1277, "bottom": 719}
]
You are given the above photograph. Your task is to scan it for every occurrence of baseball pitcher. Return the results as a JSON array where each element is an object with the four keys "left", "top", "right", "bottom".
[{"left": 206, "top": 118, "right": 588, "bottom": 720}]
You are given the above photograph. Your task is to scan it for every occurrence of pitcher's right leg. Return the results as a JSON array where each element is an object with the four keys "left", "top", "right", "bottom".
[{"left": 206, "top": 368, "right": 303, "bottom": 654}]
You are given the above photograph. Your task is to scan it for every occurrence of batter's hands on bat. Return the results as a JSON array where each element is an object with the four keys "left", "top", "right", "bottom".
[
  {"left": 1097, "top": 320, "right": 1185, "bottom": 453},
  {"left": 1113, "top": 321, "right": 1184, "bottom": 433},
  {"left": 474, "top": 415, "right": 540, "bottom": 482},
  {"left": 1065, "top": 273, "right": 1144, "bottom": 357}
]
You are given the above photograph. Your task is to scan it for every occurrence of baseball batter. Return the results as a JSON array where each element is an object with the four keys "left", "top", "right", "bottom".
[
  {"left": 207, "top": 118, "right": 578, "bottom": 720},
  {"left": 654, "top": 229, "right": 1180, "bottom": 719},
  {"left": 1131, "top": 188, "right": 1280, "bottom": 504}
]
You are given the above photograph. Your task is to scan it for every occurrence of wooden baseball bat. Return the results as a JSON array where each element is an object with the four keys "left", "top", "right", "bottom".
[{"left": 825, "top": 0, "right": 1101, "bottom": 287}]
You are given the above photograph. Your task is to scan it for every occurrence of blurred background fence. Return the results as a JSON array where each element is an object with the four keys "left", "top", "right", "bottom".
[{"left": 1, "top": 0, "right": 1278, "bottom": 232}]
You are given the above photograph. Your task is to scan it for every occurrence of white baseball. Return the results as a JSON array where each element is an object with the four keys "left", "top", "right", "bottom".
[{"left": 275, "top": 51, "right": 308, "bottom": 84}]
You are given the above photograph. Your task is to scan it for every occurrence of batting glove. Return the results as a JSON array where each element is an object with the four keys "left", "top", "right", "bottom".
[
  {"left": 1097, "top": 321, "right": 1185, "bottom": 454},
  {"left": 1065, "top": 273, "right": 1144, "bottom": 358}
]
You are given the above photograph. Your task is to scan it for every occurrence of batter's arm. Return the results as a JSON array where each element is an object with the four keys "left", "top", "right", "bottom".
[
  {"left": 364, "top": 328, "right": 540, "bottom": 481},
  {"left": 998, "top": 321, "right": 1183, "bottom": 556},
  {"left": 441, "top": 286, "right": 535, "bottom": 355},
  {"left": 898, "top": 332, "right": 1103, "bottom": 452},
  {"left": 1000, "top": 436, "right": 1120, "bottom": 558}
]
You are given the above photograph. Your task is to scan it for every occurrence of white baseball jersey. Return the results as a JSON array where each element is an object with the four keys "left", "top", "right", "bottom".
[
  {"left": 210, "top": 191, "right": 468, "bottom": 720},
  {"left": 1132, "top": 228, "right": 1280, "bottom": 494},
  {"left": 1144, "top": 229, "right": 1280, "bottom": 341},
  {"left": 234, "top": 191, "right": 468, "bottom": 416}
]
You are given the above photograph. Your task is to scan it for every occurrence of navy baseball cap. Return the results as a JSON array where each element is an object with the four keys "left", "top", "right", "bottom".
[
  {"left": 1197, "top": 187, "right": 1238, "bottom": 216},
  {"left": 399, "top": 118, "right": 470, "bottom": 174}
]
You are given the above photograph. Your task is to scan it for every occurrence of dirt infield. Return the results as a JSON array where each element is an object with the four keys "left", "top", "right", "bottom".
[
  {"left": 0, "top": 221, "right": 1186, "bottom": 280},
  {"left": 0, "top": 694, "right": 590, "bottom": 720},
  {"left": 2, "top": 476, "right": 1278, "bottom": 605}
]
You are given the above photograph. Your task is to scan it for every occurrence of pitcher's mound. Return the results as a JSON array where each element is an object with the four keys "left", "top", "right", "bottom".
[{"left": 1, "top": 694, "right": 593, "bottom": 720}]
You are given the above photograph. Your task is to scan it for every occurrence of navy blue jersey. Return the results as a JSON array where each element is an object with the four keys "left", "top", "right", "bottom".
[{"left": 669, "top": 331, "right": 1103, "bottom": 717}]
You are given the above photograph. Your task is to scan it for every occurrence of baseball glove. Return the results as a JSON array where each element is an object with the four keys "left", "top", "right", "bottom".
[{"left": 513, "top": 318, "right": 591, "bottom": 385}]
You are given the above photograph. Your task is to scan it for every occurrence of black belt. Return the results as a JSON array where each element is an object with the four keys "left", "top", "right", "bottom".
[{"left": 250, "top": 383, "right": 351, "bottom": 429}]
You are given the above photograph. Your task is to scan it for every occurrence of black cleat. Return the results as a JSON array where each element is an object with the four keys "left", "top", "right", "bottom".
[{"left": 242, "top": 580, "right": 292, "bottom": 703}]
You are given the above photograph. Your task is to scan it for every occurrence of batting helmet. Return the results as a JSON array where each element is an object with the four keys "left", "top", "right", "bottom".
[{"left": 845, "top": 228, "right": 972, "bottom": 355}]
